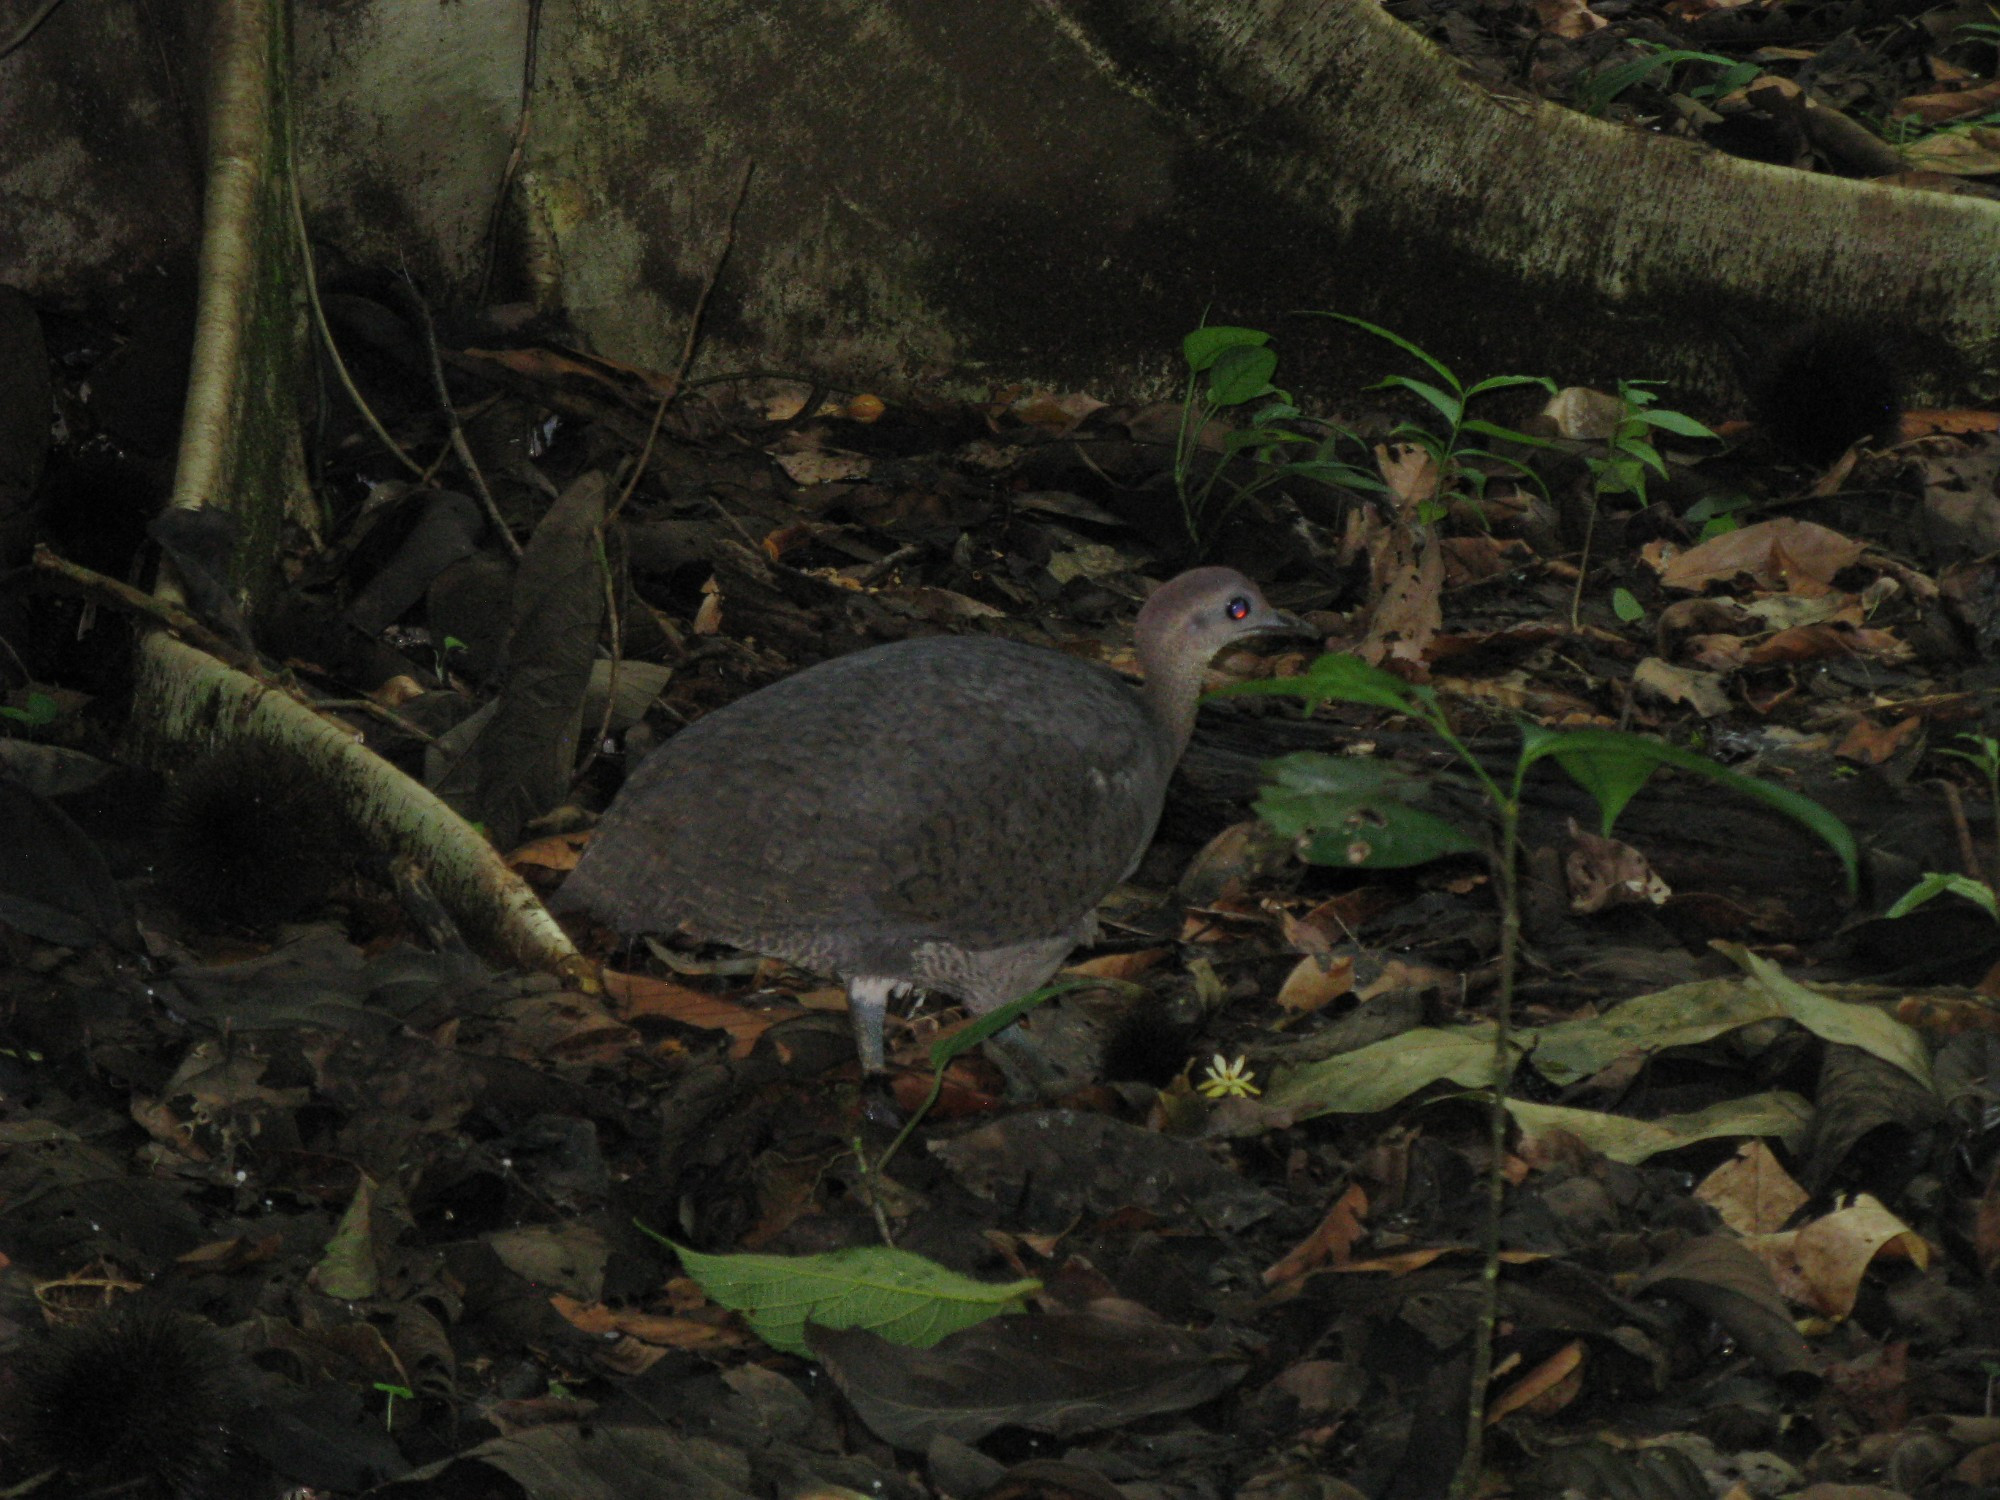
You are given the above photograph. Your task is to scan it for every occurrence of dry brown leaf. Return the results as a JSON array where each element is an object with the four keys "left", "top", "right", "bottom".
[
  {"left": 1375, "top": 442, "right": 1440, "bottom": 514},
  {"left": 1659, "top": 518, "right": 1866, "bottom": 593},
  {"left": 1896, "top": 77, "right": 2000, "bottom": 125},
  {"left": 1275, "top": 953, "right": 1356, "bottom": 1014},
  {"left": 1696, "top": 1141, "right": 1807, "bottom": 1235},
  {"left": 1534, "top": 0, "right": 1607, "bottom": 35},
  {"left": 1564, "top": 820, "right": 1670, "bottom": 913},
  {"left": 508, "top": 830, "right": 590, "bottom": 873},
  {"left": 1835, "top": 715, "right": 1922, "bottom": 766},
  {"left": 600, "top": 968, "right": 776, "bottom": 1058},
  {"left": 1264, "top": 1183, "right": 1370, "bottom": 1286},
  {"left": 1745, "top": 1195, "right": 1930, "bottom": 1318},
  {"left": 1488, "top": 1339, "right": 1585, "bottom": 1422}
]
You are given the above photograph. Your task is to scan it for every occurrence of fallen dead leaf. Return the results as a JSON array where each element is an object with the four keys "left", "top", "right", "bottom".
[
  {"left": 1659, "top": 518, "right": 1866, "bottom": 593},
  {"left": 600, "top": 968, "right": 777, "bottom": 1058},
  {"left": 1696, "top": 1141, "right": 1808, "bottom": 1235}
]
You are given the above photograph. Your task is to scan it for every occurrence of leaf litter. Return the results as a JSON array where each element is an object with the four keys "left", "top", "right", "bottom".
[{"left": 4, "top": 253, "right": 2000, "bottom": 1500}]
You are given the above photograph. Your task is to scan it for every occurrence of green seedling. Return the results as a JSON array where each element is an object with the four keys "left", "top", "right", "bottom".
[
  {"left": 1305, "top": 312, "right": 1556, "bottom": 526},
  {"left": 1213, "top": 652, "right": 1855, "bottom": 1497},
  {"left": 1574, "top": 44, "right": 1763, "bottom": 116},
  {"left": 374, "top": 1382, "right": 414, "bottom": 1430},
  {"left": 1685, "top": 491, "right": 1751, "bottom": 540},
  {"left": 1574, "top": 380, "right": 1715, "bottom": 627},
  {"left": 1173, "top": 324, "right": 1382, "bottom": 547},
  {"left": 1885, "top": 734, "right": 2000, "bottom": 921},
  {"left": 0, "top": 691, "right": 58, "bottom": 730}
]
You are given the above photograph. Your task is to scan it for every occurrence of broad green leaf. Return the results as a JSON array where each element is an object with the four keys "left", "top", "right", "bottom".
[
  {"left": 1375, "top": 374, "right": 1462, "bottom": 426},
  {"left": 1884, "top": 872, "right": 2000, "bottom": 923},
  {"left": 1460, "top": 417, "right": 1555, "bottom": 447},
  {"left": 1507, "top": 1092, "right": 1813, "bottom": 1165},
  {"left": 1255, "top": 753, "right": 1480, "bottom": 868},
  {"left": 1637, "top": 408, "right": 1718, "bottom": 439},
  {"left": 1266, "top": 1023, "right": 1525, "bottom": 1116},
  {"left": 1611, "top": 587, "right": 1645, "bottom": 623},
  {"left": 1206, "top": 343, "right": 1279, "bottom": 405},
  {"left": 1517, "top": 726, "right": 1857, "bottom": 892},
  {"left": 1463, "top": 374, "right": 1559, "bottom": 402},
  {"left": 1303, "top": 311, "right": 1461, "bottom": 390},
  {"left": 1208, "top": 652, "right": 1426, "bottom": 715},
  {"left": 1183, "top": 325, "right": 1270, "bottom": 371},
  {"left": 657, "top": 1239, "right": 1038, "bottom": 1357}
]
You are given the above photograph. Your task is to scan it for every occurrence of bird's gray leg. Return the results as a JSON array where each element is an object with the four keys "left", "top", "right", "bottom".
[
  {"left": 982, "top": 1021, "right": 1066, "bottom": 1102},
  {"left": 846, "top": 976, "right": 899, "bottom": 1073}
]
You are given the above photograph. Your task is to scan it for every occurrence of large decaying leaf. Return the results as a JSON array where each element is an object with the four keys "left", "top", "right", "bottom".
[
  {"left": 809, "top": 1308, "right": 1246, "bottom": 1448},
  {"left": 1508, "top": 1092, "right": 1814, "bottom": 1165},
  {"left": 1265, "top": 1024, "right": 1525, "bottom": 1117},
  {"left": 1530, "top": 949, "right": 1931, "bottom": 1090},
  {"left": 659, "top": 1239, "right": 1038, "bottom": 1358}
]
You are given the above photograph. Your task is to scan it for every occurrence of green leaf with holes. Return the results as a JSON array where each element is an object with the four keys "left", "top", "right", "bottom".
[
  {"left": 1256, "top": 752, "right": 1480, "bottom": 868},
  {"left": 644, "top": 1235, "right": 1039, "bottom": 1357}
]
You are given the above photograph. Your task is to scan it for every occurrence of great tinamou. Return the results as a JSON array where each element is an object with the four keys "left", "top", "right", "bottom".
[{"left": 557, "top": 567, "right": 1298, "bottom": 1084}]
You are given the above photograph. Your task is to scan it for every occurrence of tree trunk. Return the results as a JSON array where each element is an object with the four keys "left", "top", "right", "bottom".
[{"left": 291, "top": 0, "right": 1999, "bottom": 407}]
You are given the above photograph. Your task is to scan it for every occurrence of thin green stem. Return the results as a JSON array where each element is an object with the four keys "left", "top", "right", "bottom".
[{"left": 1450, "top": 767, "right": 1526, "bottom": 1500}]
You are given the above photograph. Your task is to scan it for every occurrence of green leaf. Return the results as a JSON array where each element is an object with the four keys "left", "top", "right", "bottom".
[
  {"left": 1374, "top": 374, "right": 1462, "bottom": 427},
  {"left": 1183, "top": 325, "right": 1270, "bottom": 372},
  {"left": 1303, "top": 311, "right": 1462, "bottom": 392},
  {"left": 1884, "top": 872, "right": 2000, "bottom": 923},
  {"left": 1207, "top": 343, "right": 1279, "bottom": 406},
  {"left": 1462, "top": 374, "right": 1558, "bottom": 402},
  {"left": 1459, "top": 417, "right": 1554, "bottom": 448},
  {"left": 1636, "top": 408, "right": 1718, "bottom": 439},
  {"left": 652, "top": 1238, "right": 1038, "bottom": 1357},
  {"left": 0, "top": 692, "right": 58, "bottom": 727},
  {"left": 1208, "top": 652, "right": 1426, "bottom": 715},
  {"left": 1266, "top": 1023, "right": 1525, "bottom": 1116},
  {"left": 1517, "top": 726, "right": 1858, "bottom": 892},
  {"left": 1255, "top": 753, "right": 1482, "bottom": 868},
  {"left": 1507, "top": 1093, "right": 1813, "bottom": 1165},
  {"left": 313, "top": 1174, "right": 380, "bottom": 1301},
  {"left": 1611, "top": 587, "right": 1645, "bottom": 622},
  {"left": 929, "top": 977, "right": 1095, "bottom": 1069},
  {"left": 1531, "top": 955, "right": 1930, "bottom": 1089}
]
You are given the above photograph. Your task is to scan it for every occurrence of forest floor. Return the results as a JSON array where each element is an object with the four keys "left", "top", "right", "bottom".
[{"left": 4, "top": 1, "right": 2000, "bottom": 1495}]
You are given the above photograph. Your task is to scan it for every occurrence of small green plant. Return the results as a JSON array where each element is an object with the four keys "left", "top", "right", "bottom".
[
  {"left": 1307, "top": 312, "right": 1556, "bottom": 525},
  {"left": 0, "top": 691, "right": 58, "bottom": 730},
  {"left": 1685, "top": 491, "right": 1751, "bottom": 540},
  {"left": 1885, "top": 734, "right": 2000, "bottom": 922},
  {"left": 1173, "top": 325, "right": 1382, "bottom": 546},
  {"left": 1611, "top": 587, "right": 1645, "bottom": 623},
  {"left": 1574, "top": 45, "right": 1763, "bottom": 116},
  {"left": 1213, "top": 652, "right": 1856, "bottom": 1499},
  {"left": 1574, "top": 380, "right": 1716, "bottom": 627},
  {"left": 374, "top": 1382, "right": 414, "bottom": 1430}
]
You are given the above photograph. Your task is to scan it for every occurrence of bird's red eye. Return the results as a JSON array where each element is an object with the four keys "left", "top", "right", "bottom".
[{"left": 1227, "top": 596, "right": 1250, "bottom": 620}]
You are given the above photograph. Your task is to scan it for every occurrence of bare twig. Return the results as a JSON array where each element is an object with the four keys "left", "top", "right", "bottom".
[
  {"left": 404, "top": 275, "right": 525, "bottom": 559},
  {"left": 0, "top": 0, "right": 66, "bottom": 59},
  {"left": 286, "top": 137, "right": 425, "bottom": 479},
  {"left": 670, "top": 159, "right": 757, "bottom": 396},
  {"left": 31, "top": 544, "right": 261, "bottom": 672},
  {"left": 478, "top": 0, "right": 543, "bottom": 305}
]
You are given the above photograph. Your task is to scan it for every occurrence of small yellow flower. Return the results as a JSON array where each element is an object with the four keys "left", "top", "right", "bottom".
[{"left": 1196, "top": 1053, "right": 1260, "bottom": 1099}]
